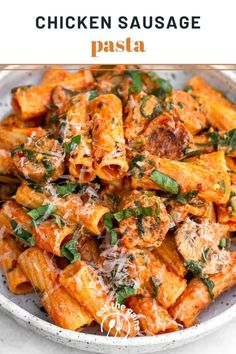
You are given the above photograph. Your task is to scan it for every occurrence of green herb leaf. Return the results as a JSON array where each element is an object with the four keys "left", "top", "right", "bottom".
[
  {"left": 88, "top": 90, "right": 98, "bottom": 100},
  {"left": 219, "top": 237, "right": 227, "bottom": 249},
  {"left": 53, "top": 214, "right": 62, "bottom": 228},
  {"left": 201, "top": 248, "right": 210, "bottom": 263},
  {"left": 125, "top": 71, "right": 143, "bottom": 94},
  {"left": 184, "top": 148, "right": 202, "bottom": 157},
  {"left": 185, "top": 260, "right": 203, "bottom": 277},
  {"left": 25, "top": 179, "right": 43, "bottom": 193},
  {"left": 106, "top": 194, "right": 121, "bottom": 209},
  {"left": 11, "top": 144, "right": 24, "bottom": 157},
  {"left": 140, "top": 95, "right": 163, "bottom": 120},
  {"left": 27, "top": 204, "right": 56, "bottom": 225},
  {"left": 148, "top": 73, "right": 172, "bottom": 97},
  {"left": 56, "top": 182, "right": 79, "bottom": 197},
  {"left": 150, "top": 276, "right": 161, "bottom": 298},
  {"left": 61, "top": 240, "right": 81, "bottom": 263},
  {"left": 10, "top": 220, "right": 35, "bottom": 247},
  {"left": 202, "top": 277, "right": 215, "bottom": 298},
  {"left": 130, "top": 155, "right": 145, "bottom": 169},
  {"left": 116, "top": 286, "right": 136, "bottom": 305},
  {"left": 42, "top": 159, "right": 55, "bottom": 180},
  {"left": 219, "top": 180, "right": 226, "bottom": 193},
  {"left": 64, "top": 135, "right": 81, "bottom": 153},
  {"left": 111, "top": 230, "right": 118, "bottom": 245},
  {"left": 177, "top": 101, "right": 184, "bottom": 109},
  {"left": 184, "top": 85, "right": 193, "bottom": 92},
  {"left": 114, "top": 207, "right": 152, "bottom": 222},
  {"left": 175, "top": 190, "right": 199, "bottom": 205},
  {"left": 150, "top": 170, "right": 180, "bottom": 194},
  {"left": 185, "top": 260, "right": 214, "bottom": 298},
  {"left": 104, "top": 212, "right": 114, "bottom": 231}
]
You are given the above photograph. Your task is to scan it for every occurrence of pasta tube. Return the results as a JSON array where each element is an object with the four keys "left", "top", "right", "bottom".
[
  {"left": 60, "top": 261, "right": 137, "bottom": 337},
  {"left": 19, "top": 247, "right": 93, "bottom": 330},
  {"left": 0, "top": 149, "right": 14, "bottom": 176},
  {"left": 0, "top": 232, "right": 33, "bottom": 294},
  {"left": 89, "top": 94, "right": 129, "bottom": 180},
  {"left": 0, "top": 126, "right": 46, "bottom": 151},
  {"left": 169, "top": 90, "right": 207, "bottom": 135},
  {"left": 123, "top": 92, "right": 148, "bottom": 144},
  {"left": 169, "top": 251, "right": 236, "bottom": 327},
  {"left": 18, "top": 247, "right": 58, "bottom": 292},
  {"left": 186, "top": 76, "right": 236, "bottom": 131},
  {"left": 61, "top": 94, "right": 95, "bottom": 183},
  {"left": 127, "top": 296, "right": 178, "bottom": 335},
  {"left": 131, "top": 152, "right": 230, "bottom": 204},
  {"left": 0, "top": 200, "right": 76, "bottom": 255},
  {"left": 153, "top": 233, "right": 187, "bottom": 278},
  {"left": 33, "top": 221, "right": 76, "bottom": 256},
  {"left": 15, "top": 182, "right": 109, "bottom": 235},
  {"left": 12, "top": 68, "right": 94, "bottom": 120},
  {"left": 41, "top": 285, "right": 93, "bottom": 331}
]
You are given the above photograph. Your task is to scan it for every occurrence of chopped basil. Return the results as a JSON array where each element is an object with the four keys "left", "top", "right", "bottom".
[
  {"left": 219, "top": 180, "right": 226, "bottom": 193},
  {"left": 201, "top": 248, "right": 210, "bottom": 263},
  {"left": 130, "top": 155, "right": 145, "bottom": 178},
  {"left": 56, "top": 182, "right": 79, "bottom": 197},
  {"left": 11, "top": 144, "right": 24, "bottom": 157},
  {"left": 185, "top": 260, "right": 203, "bottom": 276},
  {"left": 175, "top": 190, "right": 199, "bottom": 205},
  {"left": 63, "top": 135, "right": 81, "bottom": 153},
  {"left": 140, "top": 95, "right": 163, "bottom": 119},
  {"left": 10, "top": 220, "right": 35, "bottom": 247},
  {"left": 27, "top": 204, "right": 57, "bottom": 226},
  {"left": 114, "top": 206, "right": 152, "bottom": 222},
  {"left": 104, "top": 212, "right": 114, "bottom": 230},
  {"left": 52, "top": 214, "right": 62, "bottom": 228},
  {"left": 125, "top": 71, "right": 143, "bottom": 94},
  {"left": 202, "top": 278, "right": 215, "bottom": 298},
  {"left": 150, "top": 170, "right": 180, "bottom": 194},
  {"left": 130, "top": 155, "right": 145, "bottom": 169},
  {"left": 177, "top": 101, "right": 184, "bottom": 109},
  {"left": 183, "top": 147, "right": 202, "bottom": 157},
  {"left": 136, "top": 214, "right": 145, "bottom": 236},
  {"left": 219, "top": 237, "right": 227, "bottom": 249},
  {"left": 184, "top": 85, "right": 193, "bottom": 92},
  {"left": 148, "top": 73, "right": 172, "bottom": 97},
  {"left": 106, "top": 194, "right": 121, "bottom": 209},
  {"left": 185, "top": 260, "right": 214, "bottom": 298},
  {"left": 228, "top": 191, "right": 236, "bottom": 216},
  {"left": 111, "top": 230, "right": 118, "bottom": 245},
  {"left": 116, "top": 286, "right": 136, "bottom": 305},
  {"left": 42, "top": 159, "right": 55, "bottom": 180},
  {"left": 88, "top": 90, "right": 98, "bottom": 100},
  {"left": 25, "top": 179, "right": 43, "bottom": 193},
  {"left": 206, "top": 129, "right": 236, "bottom": 153},
  {"left": 150, "top": 276, "right": 161, "bottom": 298},
  {"left": 61, "top": 240, "right": 81, "bottom": 263}
]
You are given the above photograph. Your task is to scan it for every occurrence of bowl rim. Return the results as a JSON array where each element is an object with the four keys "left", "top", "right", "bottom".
[
  {"left": 0, "top": 64, "right": 235, "bottom": 348},
  {"left": 0, "top": 292, "right": 236, "bottom": 347}
]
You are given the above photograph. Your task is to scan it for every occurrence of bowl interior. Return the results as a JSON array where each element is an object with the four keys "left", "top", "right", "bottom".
[{"left": 0, "top": 65, "right": 236, "bottom": 351}]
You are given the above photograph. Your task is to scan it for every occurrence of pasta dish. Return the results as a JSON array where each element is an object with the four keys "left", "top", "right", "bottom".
[{"left": 0, "top": 65, "right": 235, "bottom": 337}]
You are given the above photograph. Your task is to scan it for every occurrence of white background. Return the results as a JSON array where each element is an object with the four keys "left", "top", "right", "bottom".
[{"left": 0, "top": 0, "right": 235, "bottom": 63}]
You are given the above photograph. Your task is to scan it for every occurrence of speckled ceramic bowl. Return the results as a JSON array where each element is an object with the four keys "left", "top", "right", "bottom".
[{"left": 0, "top": 65, "right": 236, "bottom": 353}]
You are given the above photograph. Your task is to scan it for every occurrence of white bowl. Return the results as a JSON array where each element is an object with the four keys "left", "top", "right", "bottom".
[{"left": 0, "top": 65, "right": 236, "bottom": 353}]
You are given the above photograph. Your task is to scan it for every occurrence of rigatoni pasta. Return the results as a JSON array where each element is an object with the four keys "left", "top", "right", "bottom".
[{"left": 0, "top": 65, "right": 236, "bottom": 337}]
